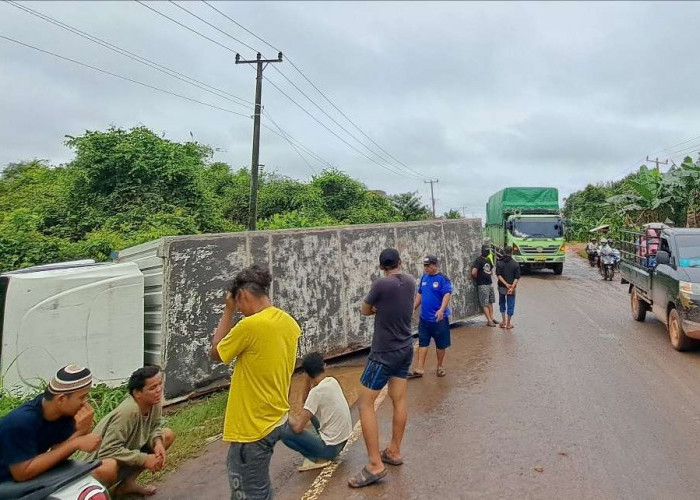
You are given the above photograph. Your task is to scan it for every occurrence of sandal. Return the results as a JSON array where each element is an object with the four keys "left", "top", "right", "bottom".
[
  {"left": 487, "top": 322, "right": 497, "bottom": 327},
  {"left": 499, "top": 323, "right": 506, "bottom": 328},
  {"left": 348, "top": 466, "right": 387, "bottom": 488},
  {"left": 506, "top": 324, "right": 514, "bottom": 330},
  {"left": 406, "top": 371, "right": 423, "bottom": 379},
  {"left": 437, "top": 367, "right": 446, "bottom": 377},
  {"left": 381, "top": 449, "right": 403, "bottom": 466}
]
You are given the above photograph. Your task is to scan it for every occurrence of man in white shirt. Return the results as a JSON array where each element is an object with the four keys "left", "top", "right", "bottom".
[{"left": 282, "top": 352, "right": 353, "bottom": 471}]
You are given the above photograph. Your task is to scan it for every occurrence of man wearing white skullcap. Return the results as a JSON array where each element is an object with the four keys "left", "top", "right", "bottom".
[{"left": 0, "top": 364, "right": 101, "bottom": 482}]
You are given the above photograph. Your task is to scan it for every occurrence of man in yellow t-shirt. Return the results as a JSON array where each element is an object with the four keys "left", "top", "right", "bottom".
[{"left": 210, "top": 265, "right": 300, "bottom": 500}]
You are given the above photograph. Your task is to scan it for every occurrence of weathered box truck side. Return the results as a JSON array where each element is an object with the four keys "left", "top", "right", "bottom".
[{"left": 118, "top": 218, "right": 483, "bottom": 400}]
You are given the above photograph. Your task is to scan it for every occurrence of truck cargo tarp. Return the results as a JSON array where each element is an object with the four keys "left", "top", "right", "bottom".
[{"left": 486, "top": 187, "right": 560, "bottom": 225}]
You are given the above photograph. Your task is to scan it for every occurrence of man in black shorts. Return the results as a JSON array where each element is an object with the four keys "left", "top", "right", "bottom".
[{"left": 349, "top": 248, "right": 415, "bottom": 489}]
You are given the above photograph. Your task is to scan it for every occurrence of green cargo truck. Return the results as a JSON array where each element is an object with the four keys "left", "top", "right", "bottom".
[{"left": 485, "top": 187, "right": 566, "bottom": 274}]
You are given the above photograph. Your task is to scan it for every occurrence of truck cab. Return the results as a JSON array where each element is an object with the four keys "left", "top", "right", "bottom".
[
  {"left": 621, "top": 228, "right": 700, "bottom": 351},
  {"left": 505, "top": 214, "right": 566, "bottom": 274}
]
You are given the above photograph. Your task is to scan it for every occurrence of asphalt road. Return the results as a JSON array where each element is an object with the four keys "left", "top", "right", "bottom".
[{"left": 154, "top": 250, "right": 700, "bottom": 499}]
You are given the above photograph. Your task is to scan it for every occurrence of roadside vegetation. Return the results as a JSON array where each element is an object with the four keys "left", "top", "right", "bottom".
[
  {"left": 0, "top": 126, "right": 435, "bottom": 273},
  {"left": 564, "top": 156, "right": 700, "bottom": 241}
]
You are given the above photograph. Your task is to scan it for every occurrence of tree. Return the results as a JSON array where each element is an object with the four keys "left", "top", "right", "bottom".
[
  {"left": 443, "top": 209, "right": 462, "bottom": 219},
  {"left": 390, "top": 192, "right": 431, "bottom": 221}
]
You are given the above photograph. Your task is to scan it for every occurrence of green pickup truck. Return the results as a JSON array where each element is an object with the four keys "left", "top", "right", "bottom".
[{"left": 620, "top": 227, "right": 700, "bottom": 351}]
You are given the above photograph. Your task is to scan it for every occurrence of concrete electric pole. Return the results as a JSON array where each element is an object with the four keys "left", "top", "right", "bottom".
[
  {"left": 425, "top": 179, "right": 438, "bottom": 218},
  {"left": 645, "top": 156, "right": 668, "bottom": 172},
  {"left": 236, "top": 52, "right": 283, "bottom": 230}
]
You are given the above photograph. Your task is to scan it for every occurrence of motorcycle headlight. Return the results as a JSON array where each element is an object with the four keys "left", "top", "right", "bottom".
[{"left": 680, "top": 281, "right": 700, "bottom": 297}]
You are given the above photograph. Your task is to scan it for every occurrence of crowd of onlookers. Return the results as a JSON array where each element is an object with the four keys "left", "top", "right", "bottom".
[{"left": 0, "top": 241, "right": 521, "bottom": 499}]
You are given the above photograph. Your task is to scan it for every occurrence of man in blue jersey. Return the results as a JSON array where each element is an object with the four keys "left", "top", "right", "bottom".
[{"left": 408, "top": 255, "right": 453, "bottom": 378}]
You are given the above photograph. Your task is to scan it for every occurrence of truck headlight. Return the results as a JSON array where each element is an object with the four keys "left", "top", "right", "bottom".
[
  {"left": 680, "top": 281, "right": 700, "bottom": 297},
  {"left": 512, "top": 244, "right": 520, "bottom": 255},
  {"left": 560, "top": 244, "right": 566, "bottom": 252}
]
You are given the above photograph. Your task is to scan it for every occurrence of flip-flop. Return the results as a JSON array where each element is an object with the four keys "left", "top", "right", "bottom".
[
  {"left": 499, "top": 323, "right": 506, "bottom": 328},
  {"left": 487, "top": 323, "right": 497, "bottom": 327},
  {"left": 437, "top": 367, "right": 446, "bottom": 377},
  {"left": 381, "top": 449, "right": 404, "bottom": 466},
  {"left": 506, "top": 324, "right": 514, "bottom": 330},
  {"left": 406, "top": 371, "right": 424, "bottom": 379},
  {"left": 348, "top": 466, "right": 387, "bottom": 488}
]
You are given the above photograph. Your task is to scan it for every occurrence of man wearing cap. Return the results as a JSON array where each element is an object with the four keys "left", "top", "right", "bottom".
[
  {"left": 349, "top": 248, "right": 415, "bottom": 488},
  {"left": 0, "top": 365, "right": 102, "bottom": 482},
  {"left": 496, "top": 246, "right": 521, "bottom": 329},
  {"left": 408, "top": 255, "right": 453, "bottom": 378}
]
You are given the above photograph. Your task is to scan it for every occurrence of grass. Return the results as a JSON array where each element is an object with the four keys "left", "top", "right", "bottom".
[{"left": 1, "top": 381, "right": 229, "bottom": 485}]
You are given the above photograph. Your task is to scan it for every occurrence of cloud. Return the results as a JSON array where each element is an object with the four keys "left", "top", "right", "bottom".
[{"left": 1, "top": 1, "right": 700, "bottom": 216}]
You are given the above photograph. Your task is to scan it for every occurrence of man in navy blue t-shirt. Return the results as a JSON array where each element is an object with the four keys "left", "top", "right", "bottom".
[
  {"left": 0, "top": 365, "right": 101, "bottom": 483},
  {"left": 408, "top": 255, "right": 453, "bottom": 378}
]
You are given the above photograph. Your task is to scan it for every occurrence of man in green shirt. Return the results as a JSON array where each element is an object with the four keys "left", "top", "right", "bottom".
[{"left": 84, "top": 366, "right": 175, "bottom": 496}]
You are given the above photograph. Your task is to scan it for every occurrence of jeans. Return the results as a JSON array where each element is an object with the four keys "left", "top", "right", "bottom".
[
  {"left": 226, "top": 425, "right": 282, "bottom": 500},
  {"left": 499, "top": 293, "right": 516, "bottom": 317},
  {"left": 280, "top": 416, "right": 346, "bottom": 462}
]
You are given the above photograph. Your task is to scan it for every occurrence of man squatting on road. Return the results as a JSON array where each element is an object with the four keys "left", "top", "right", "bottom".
[
  {"left": 349, "top": 248, "right": 415, "bottom": 488},
  {"left": 408, "top": 254, "right": 453, "bottom": 378},
  {"left": 81, "top": 365, "right": 175, "bottom": 497},
  {"left": 210, "top": 265, "right": 301, "bottom": 500},
  {"left": 281, "top": 352, "right": 353, "bottom": 471}
]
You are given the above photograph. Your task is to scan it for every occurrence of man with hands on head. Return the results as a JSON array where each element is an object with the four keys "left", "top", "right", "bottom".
[{"left": 0, "top": 365, "right": 101, "bottom": 483}]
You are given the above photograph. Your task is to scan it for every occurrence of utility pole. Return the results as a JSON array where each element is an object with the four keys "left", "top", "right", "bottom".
[
  {"left": 425, "top": 179, "right": 438, "bottom": 218},
  {"left": 236, "top": 52, "right": 283, "bottom": 230},
  {"left": 646, "top": 156, "right": 668, "bottom": 172}
]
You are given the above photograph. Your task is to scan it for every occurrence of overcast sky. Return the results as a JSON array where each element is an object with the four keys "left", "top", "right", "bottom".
[{"left": 2, "top": 1, "right": 700, "bottom": 220}]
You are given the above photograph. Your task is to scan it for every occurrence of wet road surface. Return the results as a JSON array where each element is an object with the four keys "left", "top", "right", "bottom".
[{"left": 154, "top": 250, "right": 700, "bottom": 499}]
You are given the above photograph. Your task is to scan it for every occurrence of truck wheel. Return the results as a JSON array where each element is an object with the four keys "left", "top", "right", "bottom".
[
  {"left": 631, "top": 288, "right": 647, "bottom": 322},
  {"left": 553, "top": 263, "right": 563, "bottom": 275},
  {"left": 669, "top": 308, "right": 695, "bottom": 351}
]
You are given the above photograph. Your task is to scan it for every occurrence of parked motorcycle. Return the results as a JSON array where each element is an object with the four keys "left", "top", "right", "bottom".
[
  {"left": 0, "top": 460, "right": 108, "bottom": 500},
  {"left": 600, "top": 254, "right": 616, "bottom": 281}
]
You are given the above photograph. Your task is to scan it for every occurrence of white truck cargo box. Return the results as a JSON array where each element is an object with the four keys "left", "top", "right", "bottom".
[{"left": 0, "top": 261, "right": 144, "bottom": 393}]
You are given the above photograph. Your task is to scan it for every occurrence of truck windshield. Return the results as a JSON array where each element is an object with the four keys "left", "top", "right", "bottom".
[
  {"left": 676, "top": 234, "right": 700, "bottom": 267},
  {"left": 512, "top": 219, "right": 562, "bottom": 239}
]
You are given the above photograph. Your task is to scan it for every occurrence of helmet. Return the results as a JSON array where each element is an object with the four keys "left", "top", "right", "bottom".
[{"left": 600, "top": 238, "right": 608, "bottom": 244}]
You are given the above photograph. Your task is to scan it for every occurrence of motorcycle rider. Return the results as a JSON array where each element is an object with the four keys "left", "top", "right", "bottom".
[{"left": 586, "top": 238, "right": 598, "bottom": 265}]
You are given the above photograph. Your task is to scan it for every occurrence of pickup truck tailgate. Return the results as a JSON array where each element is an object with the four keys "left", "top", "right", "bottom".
[{"left": 621, "top": 261, "right": 652, "bottom": 296}]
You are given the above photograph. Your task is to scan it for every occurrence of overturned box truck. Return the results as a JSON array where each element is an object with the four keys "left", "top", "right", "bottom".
[
  {"left": 485, "top": 187, "right": 566, "bottom": 274},
  {"left": 1, "top": 219, "right": 482, "bottom": 401}
]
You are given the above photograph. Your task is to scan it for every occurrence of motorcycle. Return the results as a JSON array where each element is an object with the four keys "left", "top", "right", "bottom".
[
  {"left": 0, "top": 460, "right": 109, "bottom": 500},
  {"left": 600, "top": 253, "right": 616, "bottom": 281},
  {"left": 586, "top": 247, "right": 598, "bottom": 267}
]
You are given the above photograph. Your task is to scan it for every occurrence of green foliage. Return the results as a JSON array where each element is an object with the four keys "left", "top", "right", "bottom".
[
  {"left": 390, "top": 192, "right": 432, "bottom": 221},
  {"left": 0, "top": 126, "right": 432, "bottom": 272},
  {"left": 443, "top": 209, "right": 462, "bottom": 219},
  {"left": 564, "top": 156, "right": 700, "bottom": 241}
]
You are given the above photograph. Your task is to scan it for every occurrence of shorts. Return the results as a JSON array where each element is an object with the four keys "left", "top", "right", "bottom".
[
  {"left": 418, "top": 318, "right": 451, "bottom": 349},
  {"left": 226, "top": 425, "right": 282, "bottom": 500},
  {"left": 477, "top": 285, "right": 495, "bottom": 307},
  {"left": 361, "top": 345, "right": 413, "bottom": 391}
]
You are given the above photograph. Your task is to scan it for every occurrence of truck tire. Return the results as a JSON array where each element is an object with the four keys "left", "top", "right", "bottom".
[
  {"left": 552, "top": 263, "right": 563, "bottom": 275},
  {"left": 631, "top": 288, "right": 647, "bottom": 322},
  {"left": 668, "top": 308, "right": 696, "bottom": 352}
]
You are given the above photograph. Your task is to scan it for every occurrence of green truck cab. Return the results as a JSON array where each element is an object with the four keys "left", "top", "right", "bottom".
[{"left": 484, "top": 187, "right": 566, "bottom": 274}]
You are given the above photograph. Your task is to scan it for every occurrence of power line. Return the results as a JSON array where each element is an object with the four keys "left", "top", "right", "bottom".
[
  {"left": 260, "top": 120, "right": 317, "bottom": 175},
  {"left": 140, "top": 1, "right": 419, "bottom": 180},
  {"left": 200, "top": 0, "right": 428, "bottom": 180},
  {"left": 135, "top": 0, "right": 239, "bottom": 56},
  {"left": 200, "top": 0, "right": 428, "bottom": 179},
  {"left": 647, "top": 133, "right": 700, "bottom": 157},
  {"left": 0, "top": 33, "right": 252, "bottom": 119},
  {"left": 262, "top": 110, "right": 335, "bottom": 169},
  {"left": 5, "top": 0, "right": 253, "bottom": 109}
]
